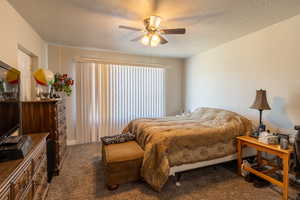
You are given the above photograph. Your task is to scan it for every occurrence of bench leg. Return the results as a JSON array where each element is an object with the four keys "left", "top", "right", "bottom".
[{"left": 107, "top": 184, "right": 119, "bottom": 190}]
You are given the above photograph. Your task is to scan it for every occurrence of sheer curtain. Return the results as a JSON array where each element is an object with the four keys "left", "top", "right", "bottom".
[{"left": 75, "top": 62, "right": 165, "bottom": 144}]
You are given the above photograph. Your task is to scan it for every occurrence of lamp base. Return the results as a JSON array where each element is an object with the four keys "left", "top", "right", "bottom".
[
  {"left": 250, "top": 123, "right": 266, "bottom": 138},
  {"left": 259, "top": 124, "right": 266, "bottom": 132},
  {"left": 251, "top": 131, "right": 259, "bottom": 138}
]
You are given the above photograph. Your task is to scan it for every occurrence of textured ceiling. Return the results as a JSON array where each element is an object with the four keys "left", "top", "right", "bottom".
[{"left": 8, "top": 0, "right": 300, "bottom": 58}]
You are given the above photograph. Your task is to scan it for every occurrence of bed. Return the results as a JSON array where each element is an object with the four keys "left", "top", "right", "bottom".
[{"left": 122, "top": 107, "right": 253, "bottom": 191}]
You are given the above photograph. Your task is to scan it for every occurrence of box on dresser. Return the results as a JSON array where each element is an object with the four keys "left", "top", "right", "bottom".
[
  {"left": 0, "top": 133, "right": 49, "bottom": 200},
  {"left": 0, "top": 136, "right": 32, "bottom": 162},
  {"left": 21, "top": 99, "right": 67, "bottom": 180}
]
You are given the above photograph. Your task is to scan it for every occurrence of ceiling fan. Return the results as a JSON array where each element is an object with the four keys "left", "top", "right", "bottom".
[{"left": 119, "top": 16, "right": 186, "bottom": 47}]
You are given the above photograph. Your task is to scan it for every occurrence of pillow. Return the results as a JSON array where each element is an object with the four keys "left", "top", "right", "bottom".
[{"left": 101, "top": 132, "right": 135, "bottom": 145}]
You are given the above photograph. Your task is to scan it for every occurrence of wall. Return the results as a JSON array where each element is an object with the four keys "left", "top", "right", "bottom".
[
  {"left": 185, "top": 14, "right": 300, "bottom": 133},
  {"left": 48, "top": 44, "right": 184, "bottom": 144},
  {"left": 0, "top": 0, "right": 46, "bottom": 69}
]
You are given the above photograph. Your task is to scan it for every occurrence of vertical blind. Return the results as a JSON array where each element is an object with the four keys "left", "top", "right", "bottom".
[{"left": 75, "top": 62, "right": 165, "bottom": 143}]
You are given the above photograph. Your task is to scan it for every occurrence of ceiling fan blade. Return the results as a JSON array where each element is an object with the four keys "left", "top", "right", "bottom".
[
  {"left": 161, "top": 28, "right": 186, "bottom": 34},
  {"left": 159, "top": 35, "right": 168, "bottom": 44},
  {"left": 119, "top": 25, "right": 142, "bottom": 31},
  {"left": 130, "top": 35, "right": 144, "bottom": 42}
]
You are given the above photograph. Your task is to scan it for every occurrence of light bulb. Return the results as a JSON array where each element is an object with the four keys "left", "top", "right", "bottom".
[
  {"left": 150, "top": 33, "right": 161, "bottom": 47},
  {"left": 141, "top": 35, "right": 150, "bottom": 46}
]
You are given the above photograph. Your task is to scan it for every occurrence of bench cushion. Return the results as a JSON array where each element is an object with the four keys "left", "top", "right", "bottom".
[{"left": 104, "top": 141, "right": 144, "bottom": 163}]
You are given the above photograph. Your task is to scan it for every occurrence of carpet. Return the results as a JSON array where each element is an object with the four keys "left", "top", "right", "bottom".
[{"left": 47, "top": 143, "right": 299, "bottom": 200}]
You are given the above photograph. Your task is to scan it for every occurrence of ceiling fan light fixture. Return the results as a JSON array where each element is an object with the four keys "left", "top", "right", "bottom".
[
  {"left": 140, "top": 33, "right": 161, "bottom": 47},
  {"left": 149, "top": 16, "right": 162, "bottom": 28},
  {"left": 141, "top": 34, "right": 150, "bottom": 46},
  {"left": 119, "top": 15, "right": 185, "bottom": 46},
  {"left": 150, "top": 33, "right": 161, "bottom": 47}
]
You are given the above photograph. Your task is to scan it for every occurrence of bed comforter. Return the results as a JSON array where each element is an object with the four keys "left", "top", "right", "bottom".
[{"left": 122, "top": 107, "right": 252, "bottom": 191}]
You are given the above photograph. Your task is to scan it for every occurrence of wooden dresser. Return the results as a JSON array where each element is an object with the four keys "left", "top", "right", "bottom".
[
  {"left": 22, "top": 99, "right": 67, "bottom": 176},
  {"left": 0, "top": 134, "right": 49, "bottom": 200}
]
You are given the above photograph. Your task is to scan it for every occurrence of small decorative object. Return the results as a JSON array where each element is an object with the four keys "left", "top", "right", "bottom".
[
  {"left": 241, "top": 160, "right": 251, "bottom": 177},
  {"left": 258, "top": 131, "right": 279, "bottom": 144},
  {"left": 258, "top": 131, "right": 271, "bottom": 144},
  {"left": 280, "top": 137, "right": 289, "bottom": 150},
  {"left": 250, "top": 89, "right": 271, "bottom": 132},
  {"left": 266, "top": 136, "right": 279, "bottom": 145},
  {"left": 33, "top": 68, "right": 54, "bottom": 100},
  {"left": 278, "top": 133, "right": 289, "bottom": 143},
  {"left": 51, "top": 73, "right": 74, "bottom": 97}
]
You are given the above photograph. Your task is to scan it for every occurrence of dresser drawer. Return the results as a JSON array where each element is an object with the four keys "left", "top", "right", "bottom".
[
  {"left": 57, "top": 119, "right": 66, "bottom": 130},
  {"left": 0, "top": 188, "right": 11, "bottom": 200},
  {"left": 59, "top": 132, "right": 67, "bottom": 144},
  {"left": 32, "top": 146, "right": 46, "bottom": 172},
  {"left": 57, "top": 103, "right": 65, "bottom": 114},
  {"left": 55, "top": 139, "right": 67, "bottom": 167},
  {"left": 59, "top": 144, "right": 67, "bottom": 162},
  {"left": 57, "top": 113, "right": 66, "bottom": 123},
  {"left": 20, "top": 183, "right": 33, "bottom": 200},
  {"left": 12, "top": 162, "right": 33, "bottom": 200},
  {"left": 55, "top": 114, "right": 66, "bottom": 131},
  {"left": 32, "top": 179, "right": 48, "bottom": 200},
  {"left": 58, "top": 139, "right": 66, "bottom": 155},
  {"left": 58, "top": 125, "right": 66, "bottom": 136},
  {"left": 32, "top": 157, "right": 47, "bottom": 196}
]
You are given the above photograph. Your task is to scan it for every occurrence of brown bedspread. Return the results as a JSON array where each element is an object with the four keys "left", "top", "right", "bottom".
[{"left": 122, "top": 107, "right": 252, "bottom": 191}]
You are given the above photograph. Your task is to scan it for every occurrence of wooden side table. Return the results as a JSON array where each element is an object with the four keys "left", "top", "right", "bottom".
[{"left": 236, "top": 136, "right": 293, "bottom": 200}]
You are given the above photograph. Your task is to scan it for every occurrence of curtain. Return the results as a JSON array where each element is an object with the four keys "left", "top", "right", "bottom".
[{"left": 75, "top": 62, "right": 165, "bottom": 144}]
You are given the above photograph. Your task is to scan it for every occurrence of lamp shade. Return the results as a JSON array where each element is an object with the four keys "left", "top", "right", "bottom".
[{"left": 250, "top": 89, "right": 271, "bottom": 110}]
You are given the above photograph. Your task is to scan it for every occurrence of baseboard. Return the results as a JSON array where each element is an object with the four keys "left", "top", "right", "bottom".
[{"left": 67, "top": 140, "right": 77, "bottom": 146}]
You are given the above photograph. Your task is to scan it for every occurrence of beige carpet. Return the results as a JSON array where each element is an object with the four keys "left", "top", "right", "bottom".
[{"left": 47, "top": 143, "right": 299, "bottom": 200}]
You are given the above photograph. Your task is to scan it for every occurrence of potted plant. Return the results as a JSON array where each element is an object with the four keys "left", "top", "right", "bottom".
[{"left": 50, "top": 73, "right": 74, "bottom": 98}]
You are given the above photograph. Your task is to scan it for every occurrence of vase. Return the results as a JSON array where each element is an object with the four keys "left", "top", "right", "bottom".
[{"left": 36, "top": 84, "right": 51, "bottom": 100}]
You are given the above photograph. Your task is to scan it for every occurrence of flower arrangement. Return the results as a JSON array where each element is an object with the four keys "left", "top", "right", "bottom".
[{"left": 51, "top": 73, "right": 74, "bottom": 96}]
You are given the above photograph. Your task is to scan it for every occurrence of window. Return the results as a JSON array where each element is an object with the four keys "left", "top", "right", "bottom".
[
  {"left": 75, "top": 62, "right": 166, "bottom": 143},
  {"left": 107, "top": 64, "right": 165, "bottom": 135}
]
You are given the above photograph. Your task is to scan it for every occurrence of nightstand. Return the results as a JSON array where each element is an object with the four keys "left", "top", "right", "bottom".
[{"left": 236, "top": 136, "right": 293, "bottom": 200}]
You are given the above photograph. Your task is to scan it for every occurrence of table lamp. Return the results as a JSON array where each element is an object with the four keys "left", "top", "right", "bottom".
[{"left": 250, "top": 89, "right": 271, "bottom": 131}]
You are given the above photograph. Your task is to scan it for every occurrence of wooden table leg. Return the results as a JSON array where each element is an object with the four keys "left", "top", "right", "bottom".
[
  {"left": 237, "top": 140, "right": 242, "bottom": 175},
  {"left": 257, "top": 151, "right": 262, "bottom": 167},
  {"left": 282, "top": 154, "right": 289, "bottom": 200}
]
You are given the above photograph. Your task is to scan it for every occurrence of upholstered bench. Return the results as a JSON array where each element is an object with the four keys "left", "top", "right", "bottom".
[{"left": 102, "top": 141, "right": 144, "bottom": 190}]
